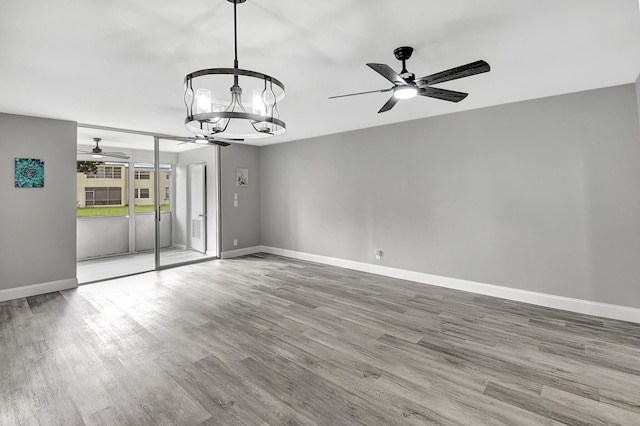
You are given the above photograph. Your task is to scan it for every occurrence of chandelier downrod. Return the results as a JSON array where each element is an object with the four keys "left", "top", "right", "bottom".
[{"left": 233, "top": 0, "right": 238, "bottom": 73}]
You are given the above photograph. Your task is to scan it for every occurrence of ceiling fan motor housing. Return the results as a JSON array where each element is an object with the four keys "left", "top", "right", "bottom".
[{"left": 400, "top": 71, "right": 415, "bottom": 82}]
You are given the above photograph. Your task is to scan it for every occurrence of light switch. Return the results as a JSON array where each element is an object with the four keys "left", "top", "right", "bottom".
[
  {"left": 234, "top": 192, "right": 238, "bottom": 200},
  {"left": 233, "top": 200, "right": 238, "bottom": 207}
]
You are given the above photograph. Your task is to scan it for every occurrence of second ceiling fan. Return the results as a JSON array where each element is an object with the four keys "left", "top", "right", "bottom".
[
  {"left": 77, "top": 138, "right": 129, "bottom": 159},
  {"left": 329, "top": 46, "right": 490, "bottom": 113},
  {"left": 175, "top": 134, "right": 243, "bottom": 147}
]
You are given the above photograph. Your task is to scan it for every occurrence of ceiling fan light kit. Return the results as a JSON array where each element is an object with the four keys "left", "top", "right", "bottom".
[
  {"left": 193, "top": 135, "right": 210, "bottom": 144},
  {"left": 183, "top": 0, "right": 286, "bottom": 140},
  {"left": 394, "top": 85, "right": 418, "bottom": 99},
  {"left": 191, "top": 134, "right": 232, "bottom": 146},
  {"left": 330, "top": 46, "right": 490, "bottom": 113}
]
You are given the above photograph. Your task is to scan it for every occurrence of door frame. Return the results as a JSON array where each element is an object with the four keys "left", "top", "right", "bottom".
[
  {"left": 77, "top": 124, "right": 221, "bottom": 277},
  {"left": 187, "top": 162, "right": 207, "bottom": 253}
]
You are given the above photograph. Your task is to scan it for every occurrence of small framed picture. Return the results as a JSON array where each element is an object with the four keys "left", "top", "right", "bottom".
[
  {"left": 15, "top": 158, "right": 45, "bottom": 188},
  {"left": 236, "top": 167, "right": 248, "bottom": 187}
]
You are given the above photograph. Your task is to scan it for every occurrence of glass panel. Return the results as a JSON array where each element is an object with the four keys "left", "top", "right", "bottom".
[
  {"left": 77, "top": 161, "right": 128, "bottom": 217},
  {"left": 76, "top": 132, "right": 154, "bottom": 283}
]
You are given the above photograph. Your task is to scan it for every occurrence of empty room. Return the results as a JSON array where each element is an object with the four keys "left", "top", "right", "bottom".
[{"left": 1, "top": 1, "right": 640, "bottom": 424}]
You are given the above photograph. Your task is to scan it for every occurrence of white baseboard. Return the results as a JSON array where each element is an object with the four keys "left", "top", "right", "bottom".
[
  {"left": 0, "top": 278, "right": 79, "bottom": 303},
  {"left": 258, "top": 246, "right": 640, "bottom": 324},
  {"left": 221, "top": 246, "right": 262, "bottom": 259}
]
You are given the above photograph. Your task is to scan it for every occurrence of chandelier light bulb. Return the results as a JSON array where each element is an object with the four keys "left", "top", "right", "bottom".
[
  {"left": 252, "top": 89, "right": 266, "bottom": 117},
  {"left": 196, "top": 89, "right": 212, "bottom": 114}
]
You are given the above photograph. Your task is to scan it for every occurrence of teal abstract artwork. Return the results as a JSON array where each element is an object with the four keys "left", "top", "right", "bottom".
[{"left": 15, "top": 158, "right": 44, "bottom": 188}]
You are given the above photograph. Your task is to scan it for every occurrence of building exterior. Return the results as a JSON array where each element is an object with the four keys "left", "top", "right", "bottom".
[{"left": 76, "top": 163, "right": 170, "bottom": 209}]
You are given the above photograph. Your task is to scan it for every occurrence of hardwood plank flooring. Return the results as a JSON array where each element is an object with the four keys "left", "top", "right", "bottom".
[{"left": 1, "top": 253, "right": 639, "bottom": 425}]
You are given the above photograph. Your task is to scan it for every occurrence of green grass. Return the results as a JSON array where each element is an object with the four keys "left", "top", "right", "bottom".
[{"left": 77, "top": 204, "right": 169, "bottom": 218}]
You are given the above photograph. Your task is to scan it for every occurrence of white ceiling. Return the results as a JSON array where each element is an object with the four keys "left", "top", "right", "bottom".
[{"left": 1, "top": 1, "right": 640, "bottom": 147}]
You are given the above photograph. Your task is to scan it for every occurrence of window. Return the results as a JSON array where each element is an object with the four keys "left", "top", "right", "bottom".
[
  {"left": 135, "top": 188, "right": 150, "bottom": 199},
  {"left": 85, "top": 187, "right": 122, "bottom": 206},
  {"left": 164, "top": 187, "right": 170, "bottom": 200},
  {"left": 86, "top": 166, "right": 122, "bottom": 179},
  {"left": 135, "top": 171, "right": 150, "bottom": 180}
]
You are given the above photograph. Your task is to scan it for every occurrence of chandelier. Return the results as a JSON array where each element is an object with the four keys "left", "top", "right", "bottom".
[{"left": 183, "top": 0, "right": 285, "bottom": 140}]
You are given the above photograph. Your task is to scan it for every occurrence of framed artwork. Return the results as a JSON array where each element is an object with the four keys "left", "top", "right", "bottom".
[
  {"left": 236, "top": 167, "right": 248, "bottom": 187},
  {"left": 15, "top": 158, "right": 45, "bottom": 188}
]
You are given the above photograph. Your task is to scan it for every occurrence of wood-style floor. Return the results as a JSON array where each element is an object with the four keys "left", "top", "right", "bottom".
[{"left": 1, "top": 254, "right": 639, "bottom": 425}]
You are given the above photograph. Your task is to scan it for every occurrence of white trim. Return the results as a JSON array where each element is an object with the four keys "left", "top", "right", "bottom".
[
  {"left": 259, "top": 246, "right": 640, "bottom": 324},
  {"left": 0, "top": 278, "right": 78, "bottom": 303},
  {"left": 221, "top": 246, "right": 262, "bottom": 259}
]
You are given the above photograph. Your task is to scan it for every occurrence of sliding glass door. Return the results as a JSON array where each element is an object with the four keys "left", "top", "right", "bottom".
[{"left": 76, "top": 128, "right": 220, "bottom": 283}]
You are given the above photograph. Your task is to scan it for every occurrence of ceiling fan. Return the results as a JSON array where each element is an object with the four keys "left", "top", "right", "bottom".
[
  {"left": 77, "top": 138, "right": 130, "bottom": 159},
  {"left": 329, "top": 46, "right": 490, "bottom": 113},
  {"left": 175, "top": 134, "right": 243, "bottom": 147}
]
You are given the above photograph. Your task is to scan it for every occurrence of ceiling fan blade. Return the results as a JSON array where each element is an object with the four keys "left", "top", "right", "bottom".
[
  {"left": 329, "top": 88, "right": 392, "bottom": 99},
  {"left": 417, "top": 60, "right": 490, "bottom": 86},
  {"left": 209, "top": 140, "right": 231, "bottom": 147},
  {"left": 419, "top": 87, "right": 468, "bottom": 102},
  {"left": 102, "top": 152, "right": 130, "bottom": 159},
  {"left": 378, "top": 95, "right": 400, "bottom": 113},
  {"left": 367, "top": 63, "right": 408, "bottom": 85}
]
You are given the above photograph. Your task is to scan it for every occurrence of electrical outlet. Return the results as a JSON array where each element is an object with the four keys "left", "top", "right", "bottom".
[
  {"left": 233, "top": 239, "right": 238, "bottom": 246},
  {"left": 375, "top": 249, "right": 383, "bottom": 260}
]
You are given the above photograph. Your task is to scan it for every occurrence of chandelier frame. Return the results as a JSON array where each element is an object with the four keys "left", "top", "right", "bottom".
[{"left": 183, "top": 0, "right": 286, "bottom": 140}]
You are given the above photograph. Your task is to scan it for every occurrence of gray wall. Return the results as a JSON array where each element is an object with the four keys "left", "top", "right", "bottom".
[
  {"left": 0, "top": 113, "right": 77, "bottom": 290},
  {"left": 260, "top": 84, "right": 640, "bottom": 309},
  {"left": 636, "top": 73, "right": 640, "bottom": 125},
  {"left": 221, "top": 143, "right": 261, "bottom": 252}
]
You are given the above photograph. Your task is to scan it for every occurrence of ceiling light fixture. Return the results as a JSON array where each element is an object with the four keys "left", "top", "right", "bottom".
[
  {"left": 393, "top": 85, "right": 418, "bottom": 99},
  {"left": 183, "top": 0, "right": 286, "bottom": 139}
]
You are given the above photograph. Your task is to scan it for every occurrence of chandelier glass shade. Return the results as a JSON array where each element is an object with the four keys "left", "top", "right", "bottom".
[{"left": 183, "top": 0, "right": 286, "bottom": 140}]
